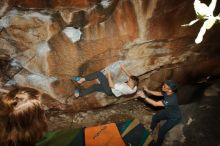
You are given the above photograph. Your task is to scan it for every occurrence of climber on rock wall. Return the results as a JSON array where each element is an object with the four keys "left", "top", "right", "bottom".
[
  {"left": 137, "top": 80, "right": 182, "bottom": 146},
  {"left": 72, "top": 64, "right": 139, "bottom": 98}
]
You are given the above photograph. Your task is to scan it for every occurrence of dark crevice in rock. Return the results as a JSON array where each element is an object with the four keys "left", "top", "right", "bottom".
[{"left": 70, "top": 10, "right": 88, "bottom": 28}]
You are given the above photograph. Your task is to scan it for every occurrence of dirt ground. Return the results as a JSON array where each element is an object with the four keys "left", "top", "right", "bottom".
[{"left": 46, "top": 99, "right": 154, "bottom": 131}]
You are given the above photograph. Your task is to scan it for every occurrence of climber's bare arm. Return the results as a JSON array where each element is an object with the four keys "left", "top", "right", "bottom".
[{"left": 120, "top": 64, "right": 132, "bottom": 77}]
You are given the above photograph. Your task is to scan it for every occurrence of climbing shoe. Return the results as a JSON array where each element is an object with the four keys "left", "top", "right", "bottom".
[
  {"left": 74, "top": 89, "right": 80, "bottom": 97},
  {"left": 71, "top": 76, "right": 81, "bottom": 82}
]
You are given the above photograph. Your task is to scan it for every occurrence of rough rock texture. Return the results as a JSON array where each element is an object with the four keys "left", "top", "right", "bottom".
[
  {"left": 0, "top": 0, "right": 220, "bottom": 110},
  {"left": 1, "top": 0, "right": 220, "bottom": 146}
]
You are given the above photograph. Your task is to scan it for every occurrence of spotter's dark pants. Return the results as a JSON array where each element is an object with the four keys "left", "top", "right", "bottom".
[{"left": 150, "top": 109, "right": 181, "bottom": 146}]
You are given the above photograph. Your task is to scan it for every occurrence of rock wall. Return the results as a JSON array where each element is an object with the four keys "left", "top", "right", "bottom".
[{"left": 0, "top": 0, "right": 220, "bottom": 111}]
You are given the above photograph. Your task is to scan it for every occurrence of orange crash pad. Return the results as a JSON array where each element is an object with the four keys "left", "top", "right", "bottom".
[{"left": 85, "top": 123, "right": 126, "bottom": 146}]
